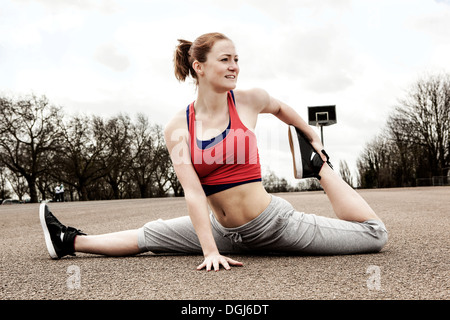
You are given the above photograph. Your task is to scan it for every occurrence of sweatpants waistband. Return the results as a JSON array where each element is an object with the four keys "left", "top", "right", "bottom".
[{"left": 209, "top": 195, "right": 293, "bottom": 240}]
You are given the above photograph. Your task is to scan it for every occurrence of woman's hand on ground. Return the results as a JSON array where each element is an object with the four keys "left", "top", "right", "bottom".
[{"left": 197, "top": 253, "right": 243, "bottom": 271}]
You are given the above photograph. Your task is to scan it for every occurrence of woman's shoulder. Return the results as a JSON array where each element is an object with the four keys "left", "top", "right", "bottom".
[
  {"left": 164, "top": 107, "right": 189, "bottom": 140},
  {"left": 233, "top": 88, "right": 271, "bottom": 112}
]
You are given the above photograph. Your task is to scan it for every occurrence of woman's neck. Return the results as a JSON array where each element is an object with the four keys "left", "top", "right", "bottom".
[{"left": 195, "top": 87, "right": 228, "bottom": 116}]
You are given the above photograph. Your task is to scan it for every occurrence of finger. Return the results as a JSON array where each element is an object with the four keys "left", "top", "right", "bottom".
[
  {"left": 226, "top": 257, "right": 244, "bottom": 267},
  {"left": 317, "top": 151, "right": 327, "bottom": 162},
  {"left": 321, "top": 149, "right": 330, "bottom": 161},
  {"left": 206, "top": 260, "right": 212, "bottom": 272},
  {"left": 221, "top": 259, "right": 231, "bottom": 271},
  {"left": 213, "top": 260, "right": 220, "bottom": 272},
  {"left": 196, "top": 261, "right": 206, "bottom": 270}
]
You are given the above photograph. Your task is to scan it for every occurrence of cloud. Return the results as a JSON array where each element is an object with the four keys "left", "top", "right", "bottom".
[
  {"left": 276, "top": 25, "right": 359, "bottom": 93},
  {"left": 94, "top": 43, "right": 130, "bottom": 72},
  {"left": 13, "top": 0, "right": 120, "bottom": 13},
  {"left": 196, "top": 0, "right": 359, "bottom": 94},
  {"left": 234, "top": 24, "right": 360, "bottom": 94},
  {"left": 409, "top": 9, "right": 450, "bottom": 40}
]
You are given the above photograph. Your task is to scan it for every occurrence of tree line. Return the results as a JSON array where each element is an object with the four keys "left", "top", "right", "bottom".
[
  {"left": 0, "top": 95, "right": 182, "bottom": 203},
  {"left": 356, "top": 72, "right": 450, "bottom": 188}
]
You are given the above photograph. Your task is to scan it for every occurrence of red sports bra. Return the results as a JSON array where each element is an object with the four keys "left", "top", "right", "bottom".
[{"left": 187, "top": 91, "right": 262, "bottom": 195}]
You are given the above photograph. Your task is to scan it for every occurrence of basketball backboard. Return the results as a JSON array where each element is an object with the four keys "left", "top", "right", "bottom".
[{"left": 308, "top": 105, "right": 337, "bottom": 126}]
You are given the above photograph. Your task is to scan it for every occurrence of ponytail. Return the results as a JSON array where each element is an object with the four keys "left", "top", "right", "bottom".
[
  {"left": 173, "top": 33, "right": 230, "bottom": 84},
  {"left": 174, "top": 39, "right": 195, "bottom": 82}
]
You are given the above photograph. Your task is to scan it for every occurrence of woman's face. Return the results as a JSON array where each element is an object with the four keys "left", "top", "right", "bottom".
[{"left": 197, "top": 39, "right": 239, "bottom": 92}]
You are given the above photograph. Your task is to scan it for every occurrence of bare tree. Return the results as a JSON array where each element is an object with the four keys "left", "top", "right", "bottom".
[
  {"left": 0, "top": 95, "right": 62, "bottom": 202},
  {"left": 56, "top": 114, "right": 108, "bottom": 201},
  {"left": 98, "top": 114, "right": 132, "bottom": 199},
  {"left": 357, "top": 133, "right": 395, "bottom": 188},
  {"left": 391, "top": 72, "right": 450, "bottom": 178},
  {"left": 0, "top": 167, "right": 13, "bottom": 201},
  {"left": 149, "top": 124, "right": 173, "bottom": 197},
  {"left": 0, "top": 93, "right": 201, "bottom": 200},
  {"left": 263, "top": 169, "right": 291, "bottom": 193},
  {"left": 6, "top": 171, "right": 28, "bottom": 201},
  {"left": 358, "top": 72, "right": 450, "bottom": 188},
  {"left": 339, "top": 160, "right": 354, "bottom": 188},
  {"left": 128, "top": 114, "right": 164, "bottom": 198}
]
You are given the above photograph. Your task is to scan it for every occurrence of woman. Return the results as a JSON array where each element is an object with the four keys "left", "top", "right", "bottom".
[{"left": 40, "top": 32, "right": 388, "bottom": 271}]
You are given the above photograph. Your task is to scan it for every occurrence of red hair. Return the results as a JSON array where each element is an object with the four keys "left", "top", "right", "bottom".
[{"left": 173, "top": 32, "right": 230, "bottom": 84}]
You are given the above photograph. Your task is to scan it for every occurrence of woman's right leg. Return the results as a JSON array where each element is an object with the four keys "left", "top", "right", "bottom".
[
  {"left": 40, "top": 202, "right": 143, "bottom": 259},
  {"left": 74, "top": 216, "right": 210, "bottom": 256},
  {"left": 137, "top": 216, "right": 235, "bottom": 254},
  {"left": 41, "top": 199, "right": 234, "bottom": 259},
  {"left": 74, "top": 230, "right": 141, "bottom": 256}
]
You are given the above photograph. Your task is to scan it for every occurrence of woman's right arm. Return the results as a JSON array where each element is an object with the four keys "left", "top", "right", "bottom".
[{"left": 163, "top": 112, "right": 243, "bottom": 271}]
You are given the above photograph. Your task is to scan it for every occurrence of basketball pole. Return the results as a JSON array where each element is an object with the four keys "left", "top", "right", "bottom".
[{"left": 320, "top": 124, "right": 324, "bottom": 146}]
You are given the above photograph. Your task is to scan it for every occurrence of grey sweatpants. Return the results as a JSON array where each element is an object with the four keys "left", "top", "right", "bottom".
[{"left": 137, "top": 195, "right": 388, "bottom": 255}]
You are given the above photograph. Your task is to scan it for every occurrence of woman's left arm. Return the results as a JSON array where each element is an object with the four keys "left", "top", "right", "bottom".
[{"left": 248, "top": 88, "right": 327, "bottom": 161}]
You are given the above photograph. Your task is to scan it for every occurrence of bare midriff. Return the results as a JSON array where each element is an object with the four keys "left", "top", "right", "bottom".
[{"left": 207, "top": 181, "right": 272, "bottom": 228}]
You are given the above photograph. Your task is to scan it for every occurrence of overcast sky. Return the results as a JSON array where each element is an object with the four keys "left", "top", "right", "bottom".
[{"left": 2, "top": 0, "right": 450, "bottom": 185}]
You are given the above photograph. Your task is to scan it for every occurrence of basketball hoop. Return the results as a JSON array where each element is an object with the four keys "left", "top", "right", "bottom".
[{"left": 308, "top": 105, "right": 337, "bottom": 145}]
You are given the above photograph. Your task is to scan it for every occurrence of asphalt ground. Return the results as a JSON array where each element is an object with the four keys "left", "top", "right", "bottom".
[{"left": 1, "top": 187, "right": 448, "bottom": 304}]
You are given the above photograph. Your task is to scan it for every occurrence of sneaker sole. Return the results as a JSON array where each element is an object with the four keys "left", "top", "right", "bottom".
[
  {"left": 39, "top": 203, "right": 59, "bottom": 259},
  {"left": 288, "top": 125, "right": 303, "bottom": 179}
]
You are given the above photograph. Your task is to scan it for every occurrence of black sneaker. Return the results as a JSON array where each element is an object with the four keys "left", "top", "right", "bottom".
[
  {"left": 39, "top": 203, "right": 86, "bottom": 259},
  {"left": 288, "top": 125, "right": 333, "bottom": 180}
]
